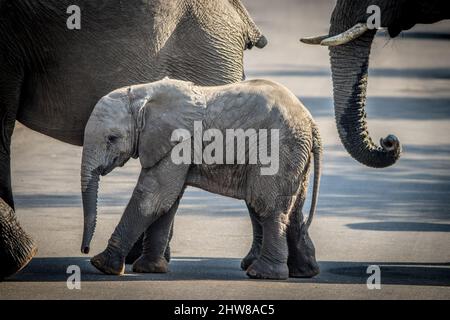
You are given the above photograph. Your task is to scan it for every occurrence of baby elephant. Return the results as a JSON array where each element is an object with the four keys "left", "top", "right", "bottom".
[{"left": 81, "top": 78, "right": 321, "bottom": 280}]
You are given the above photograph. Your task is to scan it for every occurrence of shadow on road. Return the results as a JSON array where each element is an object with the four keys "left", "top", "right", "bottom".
[
  {"left": 316, "top": 143, "right": 450, "bottom": 222},
  {"left": 5, "top": 257, "right": 449, "bottom": 287},
  {"left": 347, "top": 222, "right": 450, "bottom": 232}
]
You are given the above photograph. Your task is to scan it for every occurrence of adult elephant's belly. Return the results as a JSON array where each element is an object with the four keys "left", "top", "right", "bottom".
[
  {"left": 17, "top": 85, "right": 94, "bottom": 147},
  {"left": 186, "top": 164, "right": 249, "bottom": 200},
  {"left": 17, "top": 106, "right": 87, "bottom": 147}
]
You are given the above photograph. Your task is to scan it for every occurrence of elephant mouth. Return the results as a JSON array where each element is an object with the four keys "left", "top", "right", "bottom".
[
  {"left": 100, "top": 166, "right": 113, "bottom": 176},
  {"left": 100, "top": 157, "right": 118, "bottom": 176},
  {"left": 101, "top": 156, "right": 128, "bottom": 176}
]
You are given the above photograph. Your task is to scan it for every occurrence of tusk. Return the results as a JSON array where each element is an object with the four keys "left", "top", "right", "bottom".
[
  {"left": 320, "top": 23, "right": 369, "bottom": 46},
  {"left": 300, "top": 35, "right": 329, "bottom": 45}
]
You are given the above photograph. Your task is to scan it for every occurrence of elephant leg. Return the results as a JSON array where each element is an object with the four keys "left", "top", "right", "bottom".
[
  {"left": 132, "top": 194, "right": 182, "bottom": 273},
  {"left": 246, "top": 211, "right": 289, "bottom": 280},
  {"left": 90, "top": 160, "right": 188, "bottom": 275},
  {"left": 0, "top": 94, "right": 15, "bottom": 209},
  {"left": 287, "top": 205, "right": 320, "bottom": 278},
  {"left": 164, "top": 223, "right": 173, "bottom": 262},
  {"left": 0, "top": 199, "right": 37, "bottom": 280},
  {"left": 125, "top": 214, "right": 175, "bottom": 265},
  {"left": 124, "top": 233, "right": 144, "bottom": 265},
  {"left": 240, "top": 203, "right": 262, "bottom": 271},
  {"left": 286, "top": 171, "right": 319, "bottom": 278},
  {"left": 0, "top": 70, "right": 37, "bottom": 280}
]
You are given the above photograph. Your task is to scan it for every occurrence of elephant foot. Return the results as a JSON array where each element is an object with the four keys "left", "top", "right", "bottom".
[
  {"left": 246, "top": 258, "right": 288, "bottom": 280},
  {"left": 240, "top": 251, "right": 259, "bottom": 271},
  {"left": 287, "top": 239, "right": 320, "bottom": 278},
  {"left": 91, "top": 249, "right": 125, "bottom": 275},
  {"left": 0, "top": 198, "right": 38, "bottom": 280},
  {"left": 125, "top": 234, "right": 171, "bottom": 264},
  {"left": 132, "top": 255, "right": 168, "bottom": 273},
  {"left": 288, "top": 262, "right": 320, "bottom": 278},
  {"left": 287, "top": 220, "right": 320, "bottom": 278}
]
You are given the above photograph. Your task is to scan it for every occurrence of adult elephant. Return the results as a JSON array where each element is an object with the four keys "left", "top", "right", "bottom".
[
  {"left": 0, "top": 0, "right": 266, "bottom": 279},
  {"left": 301, "top": 0, "right": 449, "bottom": 168}
]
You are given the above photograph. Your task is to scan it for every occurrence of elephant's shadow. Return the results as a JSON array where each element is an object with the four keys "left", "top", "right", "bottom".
[{"left": 5, "top": 257, "right": 450, "bottom": 286}]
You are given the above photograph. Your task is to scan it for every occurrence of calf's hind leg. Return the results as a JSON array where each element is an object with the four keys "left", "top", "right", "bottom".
[
  {"left": 287, "top": 183, "right": 319, "bottom": 278},
  {"left": 246, "top": 198, "right": 290, "bottom": 280},
  {"left": 240, "top": 203, "right": 262, "bottom": 271},
  {"left": 287, "top": 210, "right": 319, "bottom": 277}
]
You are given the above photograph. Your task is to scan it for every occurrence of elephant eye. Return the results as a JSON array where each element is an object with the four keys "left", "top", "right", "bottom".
[{"left": 107, "top": 135, "right": 119, "bottom": 144}]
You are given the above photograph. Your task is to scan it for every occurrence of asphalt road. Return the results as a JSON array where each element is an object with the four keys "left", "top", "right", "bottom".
[{"left": 1, "top": 0, "right": 449, "bottom": 299}]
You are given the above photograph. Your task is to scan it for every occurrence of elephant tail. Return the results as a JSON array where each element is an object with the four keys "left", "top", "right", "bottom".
[{"left": 306, "top": 124, "right": 322, "bottom": 229}]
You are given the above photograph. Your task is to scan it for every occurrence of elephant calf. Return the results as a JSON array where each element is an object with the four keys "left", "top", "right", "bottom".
[{"left": 81, "top": 78, "right": 322, "bottom": 280}]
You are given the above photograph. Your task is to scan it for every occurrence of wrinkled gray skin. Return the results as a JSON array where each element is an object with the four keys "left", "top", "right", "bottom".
[
  {"left": 0, "top": 0, "right": 266, "bottom": 278},
  {"left": 81, "top": 78, "right": 322, "bottom": 280},
  {"left": 305, "top": 0, "right": 449, "bottom": 168}
]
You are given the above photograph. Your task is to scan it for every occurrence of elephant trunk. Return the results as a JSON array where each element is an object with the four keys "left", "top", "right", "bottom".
[
  {"left": 329, "top": 30, "right": 401, "bottom": 168},
  {"left": 229, "top": 0, "right": 267, "bottom": 49},
  {"left": 80, "top": 152, "right": 101, "bottom": 254}
]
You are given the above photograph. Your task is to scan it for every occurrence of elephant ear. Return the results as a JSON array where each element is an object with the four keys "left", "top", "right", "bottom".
[{"left": 137, "top": 81, "right": 207, "bottom": 169}]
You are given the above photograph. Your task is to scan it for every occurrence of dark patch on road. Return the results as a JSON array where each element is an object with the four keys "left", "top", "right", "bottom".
[
  {"left": 347, "top": 222, "right": 450, "bottom": 232},
  {"left": 327, "top": 262, "right": 450, "bottom": 287}
]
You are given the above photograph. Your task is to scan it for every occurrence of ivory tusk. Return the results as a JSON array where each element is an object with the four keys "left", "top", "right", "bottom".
[
  {"left": 300, "top": 35, "right": 329, "bottom": 45},
  {"left": 320, "top": 23, "right": 369, "bottom": 46}
]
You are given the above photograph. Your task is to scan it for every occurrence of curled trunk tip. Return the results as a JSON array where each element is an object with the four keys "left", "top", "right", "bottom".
[{"left": 255, "top": 35, "right": 268, "bottom": 48}]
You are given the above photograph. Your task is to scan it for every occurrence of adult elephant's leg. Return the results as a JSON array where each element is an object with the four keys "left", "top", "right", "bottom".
[
  {"left": 0, "top": 98, "right": 15, "bottom": 209},
  {"left": 0, "top": 199, "right": 37, "bottom": 280},
  {"left": 90, "top": 160, "right": 188, "bottom": 275},
  {"left": 246, "top": 211, "right": 289, "bottom": 280},
  {"left": 240, "top": 203, "right": 262, "bottom": 271},
  {"left": 0, "top": 70, "right": 37, "bottom": 280},
  {"left": 132, "top": 194, "right": 182, "bottom": 273}
]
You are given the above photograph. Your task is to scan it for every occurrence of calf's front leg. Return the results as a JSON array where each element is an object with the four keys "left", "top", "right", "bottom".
[
  {"left": 91, "top": 159, "right": 189, "bottom": 275},
  {"left": 125, "top": 218, "right": 173, "bottom": 265},
  {"left": 132, "top": 194, "right": 183, "bottom": 273}
]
